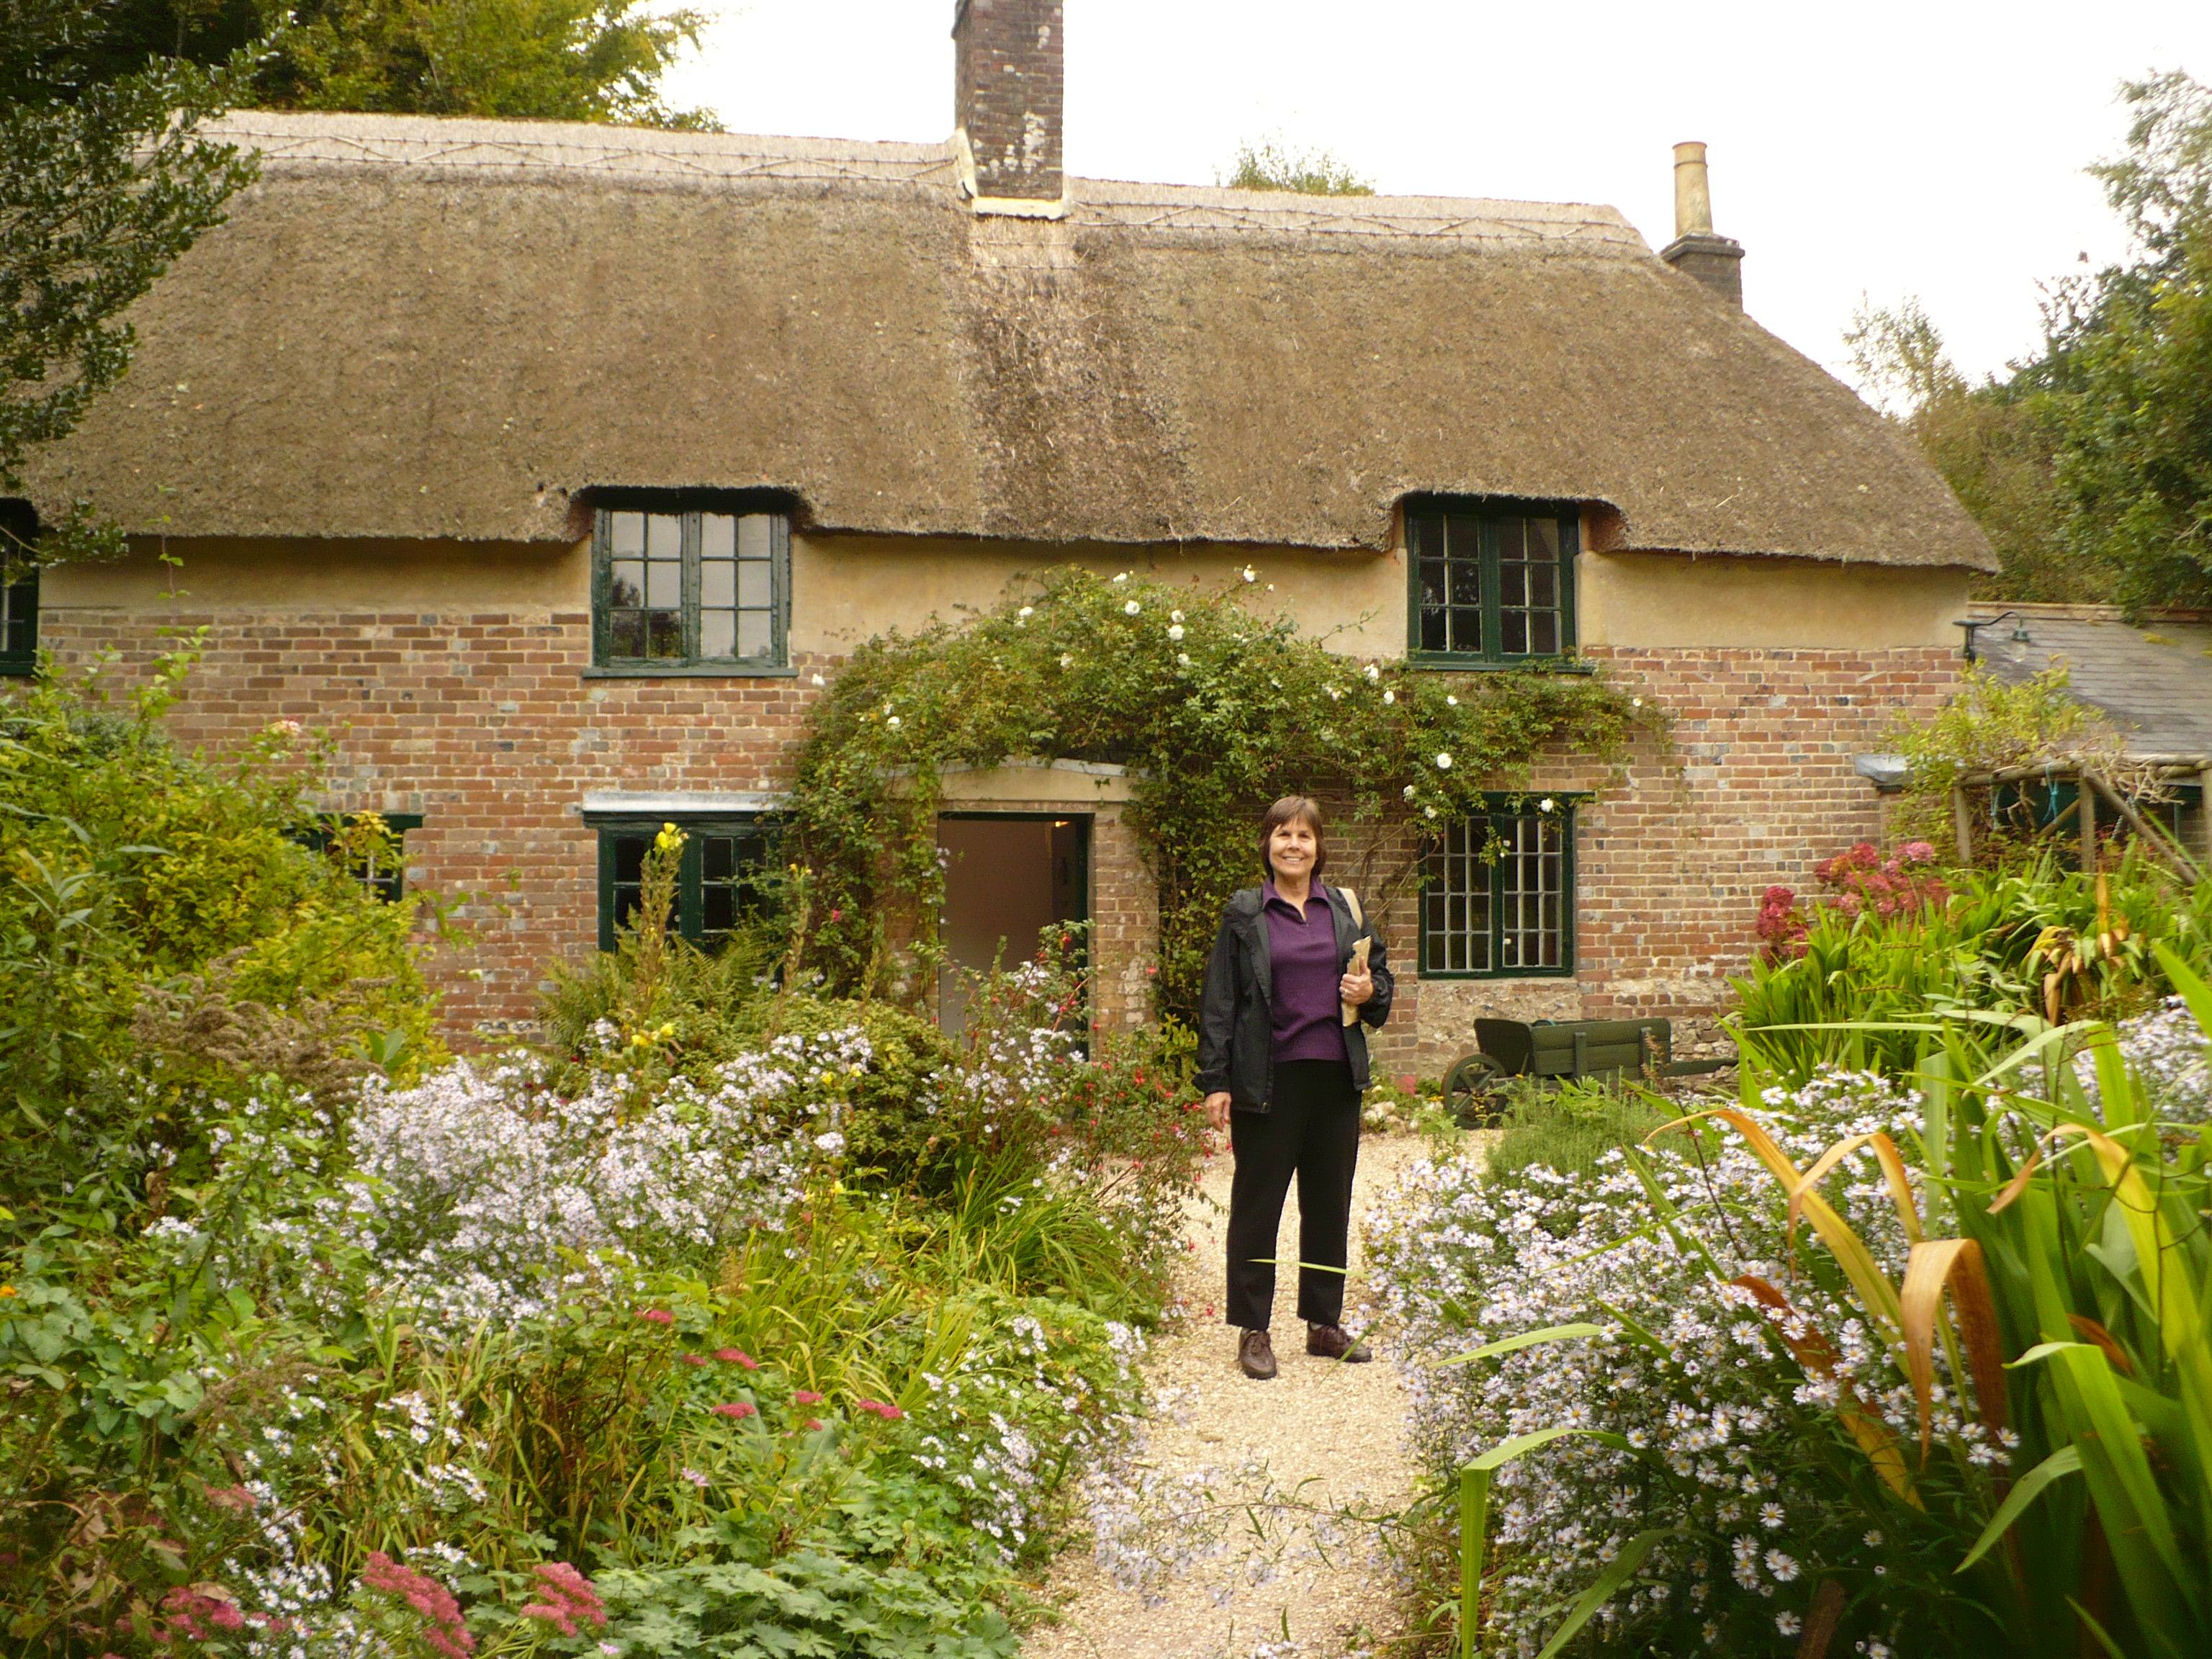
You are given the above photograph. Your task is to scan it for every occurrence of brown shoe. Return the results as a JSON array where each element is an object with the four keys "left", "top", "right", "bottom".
[
  {"left": 1307, "top": 1323, "right": 1372, "bottom": 1362},
  {"left": 1238, "top": 1328, "right": 1278, "bottom": 1380}
]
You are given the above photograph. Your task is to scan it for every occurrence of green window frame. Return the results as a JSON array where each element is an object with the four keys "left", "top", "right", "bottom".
[
  {"left": 1406, "top": 500, "right": 1579, "bottom": 667},
  {"left": 297, "top": 812, "right": 423, "bottom": 903},
  {"left": 595, "top": 818, "right": 776, "bottom": 951},
  {"left": 590, "top": 500, "right": 791, "bottom": 676},
  {"left": 1419, "top": 797, "right": 1578, "bottom": 979},
  {"left": 1, "top": 501, "right": 37, "bottom": 676}
]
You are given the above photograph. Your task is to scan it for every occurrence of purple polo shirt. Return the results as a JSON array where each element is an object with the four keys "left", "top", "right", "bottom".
[{"left": 1263, "top": 881, "right": 1349, "bottom": 1065}]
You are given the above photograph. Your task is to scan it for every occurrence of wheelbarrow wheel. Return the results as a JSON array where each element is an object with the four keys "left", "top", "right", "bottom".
[{"left": 1443, "top": 1053, "right": 1509, "bottom": 1128}]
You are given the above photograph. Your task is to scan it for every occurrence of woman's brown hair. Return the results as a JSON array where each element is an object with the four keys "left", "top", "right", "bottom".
[{"left": 1257, "top": 795, "right": 1328, "bottom": 879}]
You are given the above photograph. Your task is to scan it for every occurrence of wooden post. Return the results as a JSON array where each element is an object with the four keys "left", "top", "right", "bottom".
[
  {"left": 1951, "top": 784, "right": 1974, "bottom": 864},
  {"left": 2079, "top": 775, "right": 2097, "bottom": 873}
]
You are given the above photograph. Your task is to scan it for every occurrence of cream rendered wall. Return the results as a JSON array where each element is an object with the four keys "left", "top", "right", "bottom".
[{"left": 47, "top": 532, "right": 1975, "bottom": 656}]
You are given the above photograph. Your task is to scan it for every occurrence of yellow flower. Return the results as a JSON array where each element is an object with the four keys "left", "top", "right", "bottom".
[
  {"left": 655, "top": 822, "right": 685, "bottom": 853},
  {"left": 0, "top": 1285, "right": 16, "bottom": 1298}
]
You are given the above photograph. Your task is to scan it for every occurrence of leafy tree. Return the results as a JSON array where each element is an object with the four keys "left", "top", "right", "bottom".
[
  {"left": 247, "top": 0, "right": 716, "bottom": 128},
  {"left": 1845, "top": 300, "right": 2102, "bottom": 603},
  {"left": 2040, "top": 71, "right": 2212, "bottom": 610},
  {"left": 1, "top": 0, "right": 255, "bottom": 570},
  {"left": 1220, "top": 135, "right": 1373, "bottom": 197}
]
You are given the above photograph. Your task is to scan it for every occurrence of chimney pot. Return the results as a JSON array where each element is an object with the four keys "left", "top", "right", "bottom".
[
  {"left": 952, "top": 0, "right": 1066, "bottom": 215},
  {"left": 1660, "top": 139, "right": 1745, "bottom": 309}
]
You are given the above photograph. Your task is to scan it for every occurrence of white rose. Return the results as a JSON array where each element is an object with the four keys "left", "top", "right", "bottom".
[
  {"left": 886, "top": 715, "right": 902, "bottom": 729},
  {"left": 1112, "top": 572, "right": 1129, "bottom": 583},
  {"left": 1170, "top": 609, "right": 1185, "bottom": 623},
  {"left": 1018, "top": 606, "right": 1035, "bottom": 617},
  {"left": 1124, "top": 600, "right": 1141, "bottom": 616},
  {"left": 1167, "top": 624, "right": 1184, "bottom": 642},
  {"left": 1059, "top": 653, "right": 1075, "bottom": 669},
  {"left": 1539, "top": 797, "right": 1555, "bottom": 811},
  {"left": 1382, "top": 690, "right": 1395, "bottom": 705},
  {"left": 1435, "top": 752, "right": 1453, "bottom": 770},
  {"left": 1177, "top": 652, "right": 1192, "bottom": 667},
  {"left": 1241, "top": 567, "right": 1256, "bottom": 583}
]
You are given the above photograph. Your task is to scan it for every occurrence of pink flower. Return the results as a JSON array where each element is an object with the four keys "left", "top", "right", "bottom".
[
  {"left": 803, "top": 1418, "right": 825, "bottom": 1431},
  {"left": 792, "top": 1390, "right": 824, "bottom": 1405},
  {"left": 853, "top": 1398, "right": 905, "bottom": 1420},
  {"left": 637, "top": 1308, "right": 675, "bottom": 1325},
  {"left": 1899, "top": 840, "right": 1938, "bottom": 864},
  {"left": 709, "top": 1401, "right": 758, "bottom": 1419},
  {"left": 360, "top": 1552, "right": 474, "bottom": 1658},
  {"left": 679, "top": 1354, "right": 708, "bottom": 1366},
  {"left": 713, "top": 1348, "right": 757, "bottom": 1369},
  {"left": 521, "top": 1563, "right": 606, "bottom": 1635}
]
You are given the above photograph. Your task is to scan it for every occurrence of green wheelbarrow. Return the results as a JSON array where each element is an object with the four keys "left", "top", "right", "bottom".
[{"left": 1442, "top": 1016, "right": 1735, "bottom": 1128}]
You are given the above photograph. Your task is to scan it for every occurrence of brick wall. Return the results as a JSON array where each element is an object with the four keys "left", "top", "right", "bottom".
[{"left": 42, "top": 598, "right": 1959, "bottom": 1069}]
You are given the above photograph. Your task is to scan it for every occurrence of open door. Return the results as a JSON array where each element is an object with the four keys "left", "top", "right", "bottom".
[{"left": 937, "top": 814, "right": 1088, "bottom": 1035}]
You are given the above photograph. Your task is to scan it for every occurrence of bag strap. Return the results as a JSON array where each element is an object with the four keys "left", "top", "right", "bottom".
[{"left": 1338, "top": 886, "right": 1364, "bottom": 930}]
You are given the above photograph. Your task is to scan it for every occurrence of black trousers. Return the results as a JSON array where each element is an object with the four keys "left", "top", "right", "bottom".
[{"left": 1224, "top": 1059, "right": 1361, "bottom": 1331}]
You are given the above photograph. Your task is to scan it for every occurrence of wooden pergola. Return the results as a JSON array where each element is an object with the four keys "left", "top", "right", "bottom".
[{"left": 1951, "top": 753, "right": 2211, "bottom": 880}]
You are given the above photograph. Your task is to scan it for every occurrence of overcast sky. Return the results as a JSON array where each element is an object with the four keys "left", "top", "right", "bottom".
[{"left": 658, "top": 1, "right": 2211, "bottom": 399}]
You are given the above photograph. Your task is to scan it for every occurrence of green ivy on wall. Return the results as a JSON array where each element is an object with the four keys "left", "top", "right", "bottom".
[{"left": 786, "top": 567, "right": 1650, "bottom": 1023}]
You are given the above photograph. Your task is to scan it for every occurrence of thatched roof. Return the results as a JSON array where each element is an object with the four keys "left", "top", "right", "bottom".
[{"left": 27, "top": 112, "right": 1993, "bottom": 570}]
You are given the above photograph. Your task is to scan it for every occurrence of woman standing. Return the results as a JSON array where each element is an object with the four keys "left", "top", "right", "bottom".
[{"left": 1195, "top": 796, "right": 1393, "bottom": 1380}]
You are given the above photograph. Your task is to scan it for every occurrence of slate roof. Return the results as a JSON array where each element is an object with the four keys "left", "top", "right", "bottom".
[
  {"left": 24, "top": 110, "right": 1995, "bottom": 570},
  {"left": 1969, "top": 603, "right": 2212, "bottom": 760}
]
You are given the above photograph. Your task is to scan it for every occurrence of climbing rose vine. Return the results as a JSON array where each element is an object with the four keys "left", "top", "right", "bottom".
[{"left": 787, "top": 567, "right": 1647, "bottom": 1020}]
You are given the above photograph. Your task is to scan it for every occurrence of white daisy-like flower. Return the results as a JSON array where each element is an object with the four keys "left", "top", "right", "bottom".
[
  {"left": 1764, "top": 1550, "right": 1799, "bottom": 1582},
  {"left": 1775, "top": 1612, "right": 1801, "bottom": 1637},
  {"left": 1167, "top": 624, "right": 1185, "bottom": 642},
  {"left": 1124, "top": 599, "right": 1141, "bottom": 616},
  {"left": 1760, "top": 1502, "right": 1786, "bottom": 1529},
  {"left": 1435, "top": 752, "right": 1452, "bottom": 769}
]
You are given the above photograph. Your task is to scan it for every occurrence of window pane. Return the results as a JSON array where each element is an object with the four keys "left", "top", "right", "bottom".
[
  {"left": 644, "top": 559, "right": 681, "bottom": 609},
  {"left": 646, "top": 513, "right": 683, "bottom": 557},
  {"left": 738, "top": 514, "right": 773, "bottom": 559},
  {"left": 738, "top": 611, "right": 770, "bottom": 658},
  {"left": 1450, "top": 606, "right": 1483, "bottom": 652},
  {"left": 1498, "top": 812, "right": 1565, "bottom": 969},
  {"left": 1527, "top": 613, "right": 1558, "bottom": 655},
  {"left": 738, "top": 559, "right": 770, "bottom": 608},
  {"left": 1423, "top": 817, "right": 1492, "bottom": 974},
  {"left": 700, "top": 611, "right": 737, "bottom": 657},
  {"left": 1447, "top": 559, "right": 1481, "bottom": 606},
  {"left": 610, "top": 512, "right": 644, "bottom": 556},
  {"left": 647, "top": 610, "right": 683, "bottom": 657},
  {"left": 1502, "top": 611, "right": 1528, "bottom": 655},
  {"left": 610, "top": 560, "right": 644, "bottom": 607},
  {"left": 1497, "top": 513, "right": 1564, "bottom": 660},
  {"left": 610, "top": 611, "right": 645, "bottom": 657},
  {"left": 1526, "top": 517, "right": 1559, "bottom": 559},
  {"left": 701, "top": 514, "right": 736, "bottom": 559}
]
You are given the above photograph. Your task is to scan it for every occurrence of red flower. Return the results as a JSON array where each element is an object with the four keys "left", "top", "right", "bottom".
[
  {"left": 360, "top": 1552, "right": 474, "bottom": 1658},
  {"left": 521, "top": 1563, "right": 607, "bottom": 1636},
  {"left": 853, "top": 1398, "right": 904, "bottom": 1420},
  {"left": 637, "top": 1308, "right": 675, "bottom": 1325},
  {"left": 710, "top": 1401, "right": 759, "bottom": 1419},
  {"left": 804, "top": 1417, "right": 825, "bottom": 1431},
  {"left": 793, "top": 1390, "right": 824, "bottom": 1404},
  {"left": 714, "top": 1347, "right": 759, "bottom": 1370},
  {"left": 679, "top": 1354, "right": 708, "bottom": 1366}
]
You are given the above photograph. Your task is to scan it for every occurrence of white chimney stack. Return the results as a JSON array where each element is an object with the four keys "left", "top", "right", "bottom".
[{"left": 1660, "top": 140, "right": 1745, "bottom": 307}]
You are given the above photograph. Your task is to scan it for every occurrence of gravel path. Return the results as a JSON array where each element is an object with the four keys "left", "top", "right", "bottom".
[{"left": 1024, "top": 1132, "right": 1435, "bottom": 1659}]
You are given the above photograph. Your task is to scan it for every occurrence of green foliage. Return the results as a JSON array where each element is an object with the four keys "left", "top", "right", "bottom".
[
  {"left": 2, "top": 0, "right": 255, "bottom": 567},
  {"left": 1732, "top": 854, "right": 2212, "bottom": 1084},
  {"left": 1220, "top": 136, "right": 1374, "bottom": 196},
  {"left": 0, "top": 664, "right": 439, "bottom": 1211},
  {"left": 786, "top": 567, "right": 1644, "bottom": 1023},
  {"left": 247, "top": 0, "right": 718, "bottom": 127},
  {"left": 1483, "top": 1075, "right": 1671, "bottom": 1187}
]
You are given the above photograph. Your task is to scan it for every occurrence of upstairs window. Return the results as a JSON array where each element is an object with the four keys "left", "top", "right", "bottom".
[
  {"left": 1, "top": 502, "right": 37, "bottom": 675},
  {"left": 596, "top": 818, "right": 775, "bottom": 951},
  {"left": 1420, "top": 800, "right": 1576, "bottom": 979},
  {"left": 591, "top": 503, "right": 790, "bottom": 674},
  {"left": 1406, "top": 501, "right": 1578, "bottom": 665}
]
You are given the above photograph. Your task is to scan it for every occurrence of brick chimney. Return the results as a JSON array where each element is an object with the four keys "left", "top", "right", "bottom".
[
  {"left": 1660, "top": 142, "right": 1745, "bottom": 307},
  {"left": 952, "top": 0, "right": 1066, "bottom": 215}
]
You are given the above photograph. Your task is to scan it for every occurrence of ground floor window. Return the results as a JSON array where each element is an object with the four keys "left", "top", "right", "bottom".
[
  {"left": 299, "top": 812, "right": 421, "bottom": 902},
  {"left": 1, "top": 502, "right": 37, "bottom": 675},
  {"left": 1420, "top": 801, "right": 1575, "bottom": 978},
  {"left": 596, "top": 819, "right": 775, "bottom": 950}
]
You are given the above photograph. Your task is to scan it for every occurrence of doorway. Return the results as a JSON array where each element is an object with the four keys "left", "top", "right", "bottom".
[{"left": 936, "top": 813, "right": 1088, "bottom": 1035}]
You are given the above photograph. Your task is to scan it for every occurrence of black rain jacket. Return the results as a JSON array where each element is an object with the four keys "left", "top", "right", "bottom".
[{"left": 1194, "top": 884, "right": 1393, "bottom": 1112}]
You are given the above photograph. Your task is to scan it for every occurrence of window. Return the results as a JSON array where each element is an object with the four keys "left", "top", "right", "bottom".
[
  {"left": 297, "top": 812, "right": 422, "bottom": 902},
  {"left": 1406, "top": 501, "right": 1578, "bottom": 665},
  {"left": 1420, "top": 800, "right": 1575, "bottom": 977},
  {"left": 596, "top": 819, "right": 775, "bottom": 950},
  {"left": 591, "top": 503, "right": 790, "bottom": 673},
  {"left": 1, "top": 501, "right": 36, "bottom": 675}
]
